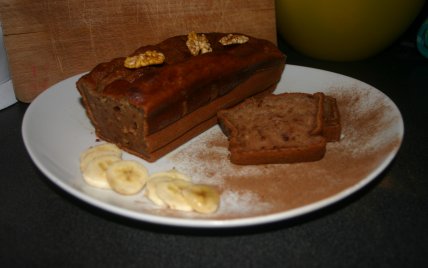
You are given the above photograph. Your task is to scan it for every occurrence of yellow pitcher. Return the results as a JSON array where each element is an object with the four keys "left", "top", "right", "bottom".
[{"left": 276, "top": 0, "right": 426, "bottom": 61}]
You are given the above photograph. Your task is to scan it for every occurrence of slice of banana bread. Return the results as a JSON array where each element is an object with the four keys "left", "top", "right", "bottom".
[{"left": 217, "top": 92, "right": 327, "bottom": 165}]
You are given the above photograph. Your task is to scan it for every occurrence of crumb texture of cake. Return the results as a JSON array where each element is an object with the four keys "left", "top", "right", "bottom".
[
  {"left": 217, "top": 92, "right": 327, "bottom": 165},
  {"left": 76, "top": 33, "right": 286, "bottom": 162}
]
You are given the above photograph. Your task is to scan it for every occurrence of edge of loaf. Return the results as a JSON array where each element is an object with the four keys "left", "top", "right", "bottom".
[
  {"left": 323, "top": 96, "right": 342, "bottom": 141},
  {"left": 76, "top": 33, "right": 286, "bottom": 162}
]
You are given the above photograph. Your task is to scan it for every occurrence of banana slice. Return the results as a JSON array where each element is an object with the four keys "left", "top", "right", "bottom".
[
  {"left": 145, "top": 169, "right": 192, "bottom": 206},
  {"left": 107, "top": 160, "right": 149, "bottom": 195},
  {"left": 82, "top": 154, "right": 122, "bottom": 189},
  {"left": 156, "top": 180, "right": 193, "bottom": 211},
  {"left": 80, "top": 151, "right": 117, "bottom": 172},
  {"left": 148, "top": 169, "right": 192, "bottom": 182},
  {"left": 80, "top": 143, "right": 122, "bottom": 163},
  {"left": 145, "top": 176, "right": 174, "bottom": 207},
  {"left": 182, "top": 185, "right": 220, "bottom": 214}
]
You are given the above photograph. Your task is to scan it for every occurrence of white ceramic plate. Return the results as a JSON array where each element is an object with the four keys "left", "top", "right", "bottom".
[{"left": 22, "top": 65, "right": 404, "bottom": 228}]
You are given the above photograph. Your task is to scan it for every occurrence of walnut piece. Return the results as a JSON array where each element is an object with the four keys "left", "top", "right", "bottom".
[
  {"left": 124, "top": 50, "right": 165, "bottom": 69},
  {"left": 219, "top": 34, "right": 249, "bottom": 45},
  {"left": 186, "top": 31, "right": 212, "bottom": 56}
]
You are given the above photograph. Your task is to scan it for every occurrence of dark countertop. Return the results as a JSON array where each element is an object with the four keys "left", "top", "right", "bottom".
[{"left": 1, "top": 13, "right": 428, "bottom": 267}]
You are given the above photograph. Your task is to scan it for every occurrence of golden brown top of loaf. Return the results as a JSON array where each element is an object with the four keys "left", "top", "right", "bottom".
[
  {"left": 79, "top": 33, "right": 285, "bottom": 134},
  {"left": 218, "top": 93, "right": 325, "bottom": 153}
]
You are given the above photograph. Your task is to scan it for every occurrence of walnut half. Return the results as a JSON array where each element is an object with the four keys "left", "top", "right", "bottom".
[
  {"left": 219, "top": 34, "right": 249, "bottom": 45},
  {"left": 124, "top": 51, "right": 165, "bottom": 69},
  {"left": 186, "top": 31, "right": 212, "bottom": 56}
]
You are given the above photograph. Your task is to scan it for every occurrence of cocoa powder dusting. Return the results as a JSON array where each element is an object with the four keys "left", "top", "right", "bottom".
[{"left": 166, "top": 85, "right": 402, "bottom": 220}]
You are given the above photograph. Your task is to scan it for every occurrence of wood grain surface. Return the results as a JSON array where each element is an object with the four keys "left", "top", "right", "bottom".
[{"left": 0, "top": 0, "right": 277, "bottom": 103}]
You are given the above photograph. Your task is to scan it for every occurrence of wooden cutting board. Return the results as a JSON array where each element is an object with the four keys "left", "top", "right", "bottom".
[{"left": 0, "top": 0, "right": 277, "bottom": 103}]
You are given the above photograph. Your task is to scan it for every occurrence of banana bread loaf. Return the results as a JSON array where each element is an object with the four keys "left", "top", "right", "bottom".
[
  {"left": 76, "top": 33, "right": 286, "bottom": 162},
  {"left": 217, "top": 92, "right": 327, "bottom": 165}
]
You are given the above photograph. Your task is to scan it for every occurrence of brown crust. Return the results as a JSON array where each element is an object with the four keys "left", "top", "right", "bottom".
[
  {"left": 323, "top": 96, "right": 342, "bottom": 141},
  {"left": 217, "top": 92, "right": 327, "bottom": 165},
  {"left": 228, "top": 137, "right": 327, "bottom": 165},
  {"left": 76, "top": 33, "right": 286, "bottom": 162},
  {"left": 142, "top": 84, "right": 278, "bottom": 161}
]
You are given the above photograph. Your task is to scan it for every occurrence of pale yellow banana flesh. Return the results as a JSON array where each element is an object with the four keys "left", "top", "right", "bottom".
[
  {"left": 107, "top": 160, "right": 149, "bottom": 195},
  {"left": 145, "top": 169, "right": 192, "bottom": 207},
  {"left": 156, "top": 180, "right": 193, "bottom": 211},
  {"left": 80, "top": 151, "right": 117, "bottom": 172},
  {"left": 148, "top": 169, "right": 191, "bottom": 182},
  {"left": 80, "top": 143, "right": 122, "bottom": 163},
  {"left": 182, "top": 185, "right": 220, "bottom": 214},
  {"left": 145, "top": 176, "right": 174, "bottom": 206},
  {"left": 82, "top": 154, "right": 122, "bottom": 189}
]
